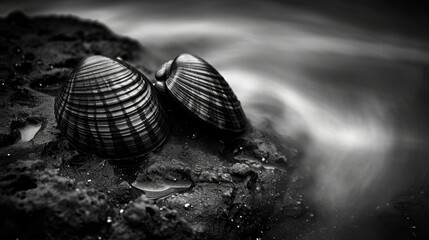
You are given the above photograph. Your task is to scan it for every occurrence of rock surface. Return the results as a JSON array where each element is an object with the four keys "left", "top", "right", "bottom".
[{"left": 0, "top": 11, "right": 304, "bottom": 240}]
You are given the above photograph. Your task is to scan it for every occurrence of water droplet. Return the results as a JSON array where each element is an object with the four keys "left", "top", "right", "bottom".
[
  {"left": 87, "top": 179, "right": 92, "bottom": 183},
  {"left": 191, "top": 133, "right": 197, "bottom": 139},
  {"left": 184, "top": 203, "right": 191, "bottom": 209},
  {"left": 106, "top": 216, "right": 112, "bottom": 223},
  {"left": 236, "top": 225, "right": 240, "bottom": 228},
  {"left": 14, "top": 47, "right": 22, "bottom": 54},
  {"left": 261, "top": 158, "right": 265, "bottom": 162},
  {"left": 7, "top": 153, "right": 11, "bottom": 157},
  {"left": 411, "top": 226, "right": 417, "bottom": 229},
  {"left": 119, "top": 209, "right": 124, "bottom": 214}
]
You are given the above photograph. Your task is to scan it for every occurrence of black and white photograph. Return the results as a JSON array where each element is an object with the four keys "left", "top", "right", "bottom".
[{"left": 1, "top": 0, "right": 429, "bottom": 239}]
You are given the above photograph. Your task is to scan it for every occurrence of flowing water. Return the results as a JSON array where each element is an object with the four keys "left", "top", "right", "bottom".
[{"left": 2, "top": 0, "right": 429, "bottom": 238}]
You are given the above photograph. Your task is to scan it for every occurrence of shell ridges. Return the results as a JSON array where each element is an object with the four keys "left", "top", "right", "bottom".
[
  {"left": 155, "top": 53, "right": 247, "bottom": 132},
  {"left": 55, "top": 55, "right": 169, "bottom": 159}
]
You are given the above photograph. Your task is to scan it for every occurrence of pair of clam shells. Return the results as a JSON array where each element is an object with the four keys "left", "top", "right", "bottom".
[{"left": 54, "top": 54, "right": 247, "bottom": 159}]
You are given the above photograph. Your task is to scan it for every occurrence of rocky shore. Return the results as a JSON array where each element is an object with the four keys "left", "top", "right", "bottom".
[{"left": 0, "top": 11, "right": 305, "bottom": 240}]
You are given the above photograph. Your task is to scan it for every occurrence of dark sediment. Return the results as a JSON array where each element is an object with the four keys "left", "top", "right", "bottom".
[{"left": 0, "top": 11, "right": 305, "bottom": 240}]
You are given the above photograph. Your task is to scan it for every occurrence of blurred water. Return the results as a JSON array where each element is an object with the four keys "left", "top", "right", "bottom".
[{"left": 2, "top": 0, "right": 429, "bottom": 238}]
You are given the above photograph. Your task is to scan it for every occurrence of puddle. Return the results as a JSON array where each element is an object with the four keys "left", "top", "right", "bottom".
[
  {"left": 132, "top": 179, "right": 192, "bottom": 200},
  {"left": 18, "top": 123, "right": 42, "bottom": 142},
  {"left": 234, "top": 154, "right": 287, "bottom": 171}
]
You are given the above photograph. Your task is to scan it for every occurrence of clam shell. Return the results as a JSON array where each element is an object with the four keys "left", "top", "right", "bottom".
[
  {"left": 153, "top": 60, "right": 173, "bottom": 96},
  {"left": 54, "top": 55, "right": 169, "bottom": 159},
  {"left": 155, "top": 53, "right": 247, "bottom": 132}
]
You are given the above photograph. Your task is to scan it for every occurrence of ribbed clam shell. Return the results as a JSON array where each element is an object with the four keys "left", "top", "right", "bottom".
[
  {"left": 155, "top": 53, "right": 247, "bottom": 132},
  {"left": 54, "top": 55, "right": 169, "bottom": 159}
]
